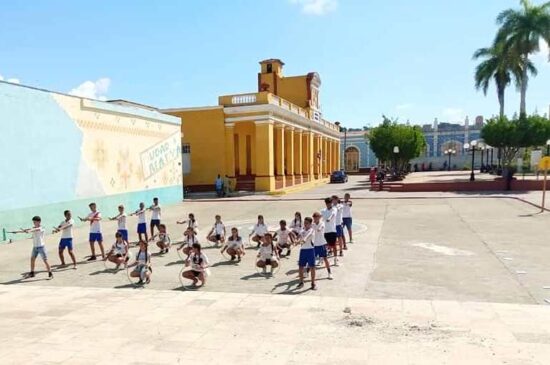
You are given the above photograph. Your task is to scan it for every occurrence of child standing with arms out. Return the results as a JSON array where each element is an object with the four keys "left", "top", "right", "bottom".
[
  {"left": 149, "top": 197, "right": 161, "bottom": 238},
  {"left": 206, "top": 215, "right": 226, "bottom": 246},
  {"left": 221, "top": 227, "right": 245, "bottom": 261},
  {"left": 53, "top": 210, "right": 77, "bottom": 269},
  {"left": 13, "top": 216, "right": 53, "bottom": 279},
  {"left": 80, "top": 202, "right": 105, "bottom": 261},
  {"left": 273, "top": 219, "right": 292, "bottom": 257},
  {"left": 297, "top": 217, "right": 315, "bottom": 290},
  {"left": 110, "top": 205, "right": 129, "bottom": 246},
  {"left": 313, "top": 212, "right": 332, "bottom": 279},
  {"left": 131, "top": 202, "right": 148, "bottom": 243},
  {"left": 342, "top": 193, "right": 353, "bottom": 244},
  {"left": 152, "top": 224, "right": 171, "bottom": 254},
  {"left": 321, "top": 197, "right": 338, "bottom": 266}
]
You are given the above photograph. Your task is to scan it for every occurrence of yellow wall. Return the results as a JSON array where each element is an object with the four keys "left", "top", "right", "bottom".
[
  {"left": 167, "top": 108, "right": 226, "bottom": 186},
  {"left": 277, "top": 76, "right": 309, "bottom": 109},
  {"left": 233, "top": 122, "right": 256, "bottom": 175}
]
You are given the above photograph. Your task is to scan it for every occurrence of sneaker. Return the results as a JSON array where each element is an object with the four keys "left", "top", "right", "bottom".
[
  {"left": 343, "top": 245, "right": 348, "bottom": 250},
  {"left": 137, "top": 279, "right": 144, "bottom": 285},
  {"left": 339, "top": 251, "right": 344, "bottom": 257},
  {"left": 48, "top": 272, "right": 53, "bottom": 279},
  {"left": 115, "top": 263, "right": 121, "bottom": 270},
  {"left": 230, "top": 255, "right": 235, "bottom": 261},
  {"left": 297, "top": 281, "right": 304, "bottom": 289},
  {"left": 87, "top": 256, "right": 97, "bottom": 261},
  {"left": 287, "top": 249, "right": 291, "bottom": 256},
  {"left": 328, "top": 272, "right": 333, "bottom": 280},
  {"left": 27, "top": 272, "right": 35, "bottom": 278},
  {"left": 311, "top": 283, "right": 317, "bottom": 291},
  {"left": 237, "top": 256, "right": 241, "bottom": 262}
]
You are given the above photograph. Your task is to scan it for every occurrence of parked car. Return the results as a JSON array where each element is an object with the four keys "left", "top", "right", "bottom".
[{"left": 330, "top": 170, "right": 348, "bottom": 183}]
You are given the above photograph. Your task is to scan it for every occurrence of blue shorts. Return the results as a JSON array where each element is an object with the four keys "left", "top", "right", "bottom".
[
  {"left": 150, "top": 219, "right": 161, "bottom": 227},
  {"left": 117, "top": 229, "right": 128, "bottom": 241},
  {"left": 89, "top": 233, "right": 103, "bottom": 243},
  {"left": 298, "top": 249, "right": 315, "bottom": 267},
  {"left": 336, "top": 225, "right": 344, "bottom": 237},
  {"left": 31, "top": 246, "right": 48, "bottom": 260},
  {"left": 137, "top": 223, "right": 147, "bottom": 234},
  {"left": 342, "top": 217, "right": 352, "bottom": 230},
  {"left": 59, "top": 238, "right": 73, "bottom": 250},
  {"left": 314, "top": 245, "right": 327, "bottom": 258}
]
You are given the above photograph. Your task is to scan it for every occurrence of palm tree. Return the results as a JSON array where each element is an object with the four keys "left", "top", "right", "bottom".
[
  {"left": 473, "top": 43, "right": 524, "bottom": 118},
  {"left": 496, "top": 0, "right": 550, "bottom": 117}
]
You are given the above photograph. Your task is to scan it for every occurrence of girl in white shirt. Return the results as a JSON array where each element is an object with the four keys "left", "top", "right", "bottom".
[
  {"left": 152, "top": 224, "right": 171, "bottom": 254},
  {"left": 177, "top": 213, "right": 199, "bottom": 235},
  {"left": 250, "top": 215, "right": 268, "bottom": 248},
  {"left": 256, "top": 233, "right": 279, "bottom": 275},
  {"left": 221, "top": 227, "right": 245, "bottom": 261},
  {"left": 273, "top": 219, "right": 292, "bottom": 257},
  {"left": 128, "top": 240, "right": 151, "bottom": 285},
  {"left": 178, "top": 227, "right": 199, "bottom": 257},
  {"left": 289, "top": 211, "right": 303, "bottom": 239},
  {"left": 206, "top": 215, "right": 226, "bottom": 246},
  {"left": 105, "top": 231, "right": 129, "bottom": 269},
  {"left": 182, "top": 243, "right": 210, "bottom": 287}
]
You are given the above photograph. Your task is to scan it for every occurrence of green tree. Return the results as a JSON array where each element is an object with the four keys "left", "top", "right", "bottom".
[
  {"left": 367, "top": 116, "right": 426, "bottom": 170},
  {"left": 473, "top": 43, "right": 523, "bottom": 118},
  {"left": 496, "top": 0, "right": 550, "bottom": 116}
]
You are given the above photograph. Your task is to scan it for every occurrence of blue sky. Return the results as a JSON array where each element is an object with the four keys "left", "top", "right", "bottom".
[{"left": 0, "top": 0, "right": 548, "bottom": 128}]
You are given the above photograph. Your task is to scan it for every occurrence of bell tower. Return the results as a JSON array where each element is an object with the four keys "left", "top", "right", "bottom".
[{"left": 258, "top": 59, "right": 284, "bottom": 94}]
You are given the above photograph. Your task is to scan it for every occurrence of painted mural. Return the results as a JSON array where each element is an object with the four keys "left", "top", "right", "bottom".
[{"left": 0, "top": 81, "right": 182, "bottom": 239}]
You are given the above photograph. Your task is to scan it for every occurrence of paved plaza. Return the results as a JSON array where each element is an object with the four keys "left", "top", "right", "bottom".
[{"left": 1, "top": 176, "right": 550, "bottom": 364}]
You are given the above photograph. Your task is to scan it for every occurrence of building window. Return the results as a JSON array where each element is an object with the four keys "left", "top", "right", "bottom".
[
  {"left": 267, "top": 63, "right": 272, "bottom": 73},
  {"left": 182, "top": 143, "right": 191, "bottom": 154}
]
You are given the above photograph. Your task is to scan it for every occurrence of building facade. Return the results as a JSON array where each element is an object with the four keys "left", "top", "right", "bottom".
[
  {"left": 0, "top": 81, "right": 182, "bottom": 239},
  {"left": 164, "top": 59, "right": 341, "bottom": 192},
  {"left": 340, "top": 117, "right": 485, "bottom": 172}
]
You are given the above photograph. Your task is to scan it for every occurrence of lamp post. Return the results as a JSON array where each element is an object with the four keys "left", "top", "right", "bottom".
[
  {"left": 546, "top": 139, "right": 550, "bottom": 156},
  {"left": 444, "top": 149, "right": 456, "bottom": 171},
  {"left": 479, "top": 146, "right": 485, "bottom": 172},
  {"left": 485, "top": 145, "right": 490, "bottom": 169},
  {"left": 464, "top": 140, "right": 477, "bottom": 181},
  {"left": 393, "top": 146, "right": 399, "bottom": 176}
]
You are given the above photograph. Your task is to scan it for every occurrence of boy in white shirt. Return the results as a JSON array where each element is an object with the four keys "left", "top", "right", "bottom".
[
  {"left": 321, "top": 197, "right": 338, "bottom": 265},
  {"left": 79, "top": 202, "right": 105, "bottom": 261},
  {"left": 53, "top": 210, "right": 77, "bottom": 269},
  {"left": 342, "top": 193, "right": 353, "bottom": 244},
  {"left": 332, "top": 195, "right": 345, "bottom": 256},
  {"left": 149, "top": 197, "right": 162, "bottom": 238},
  {"left": 312, "top": 212, "right": 332, "bottom": 279},
  {"left": 297, "top": 217, "right": 316, "bottom": 290},
  {"left": 12, "top": 216, "right": 53, "bottom": 279},
  {"left": 110, "top": 205, "right": 129, "bottom": 246},
  {"left": 131, "top": 202, "right": 148, "bottom": 243},
  {"left": 207, "top": 215, "right": 226, "bottom": 246}
]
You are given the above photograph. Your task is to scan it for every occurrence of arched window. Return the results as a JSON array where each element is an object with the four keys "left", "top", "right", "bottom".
[{"left": 344, "top": 146, "right": 360, "bottom": 172}]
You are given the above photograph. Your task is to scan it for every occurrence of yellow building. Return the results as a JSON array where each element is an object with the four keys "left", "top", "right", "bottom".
[{"left": 163, "top": 59, "right": 341, "bottom": 192}]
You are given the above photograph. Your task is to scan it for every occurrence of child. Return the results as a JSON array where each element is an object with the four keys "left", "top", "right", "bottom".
[
  {"left": 104, "top": 231, "right": 129, "bottom": 269},
  {"left": 53, "top": 210, "right": 77, "bottom": 269},
  {"left": 221, "top": 227, "right": 245, "bottom": 261},
  {"left": 342, "top": 193, "right": 353, "bottom": 243},
  {"left": 131, "top": 202, "right": 148, "bottom": 243},
  {"left": 79, "top": 202, "right": 105, "bottom": 260},
  {"left": 250, "top": 215, "right": 268, "bottom": 248},
  {"left": 152, "top": 224, "right": 171, "bottom": 254},
  {"left": 110, "top": 205, "right": 129, "bottom": 246},
  {"left": 332, "top": 195, "right": 345, "bottom": 255},
  {"left": 256, "top": 233, "right": 279, "bottom": 275},
  {"left": 177, "top": 213, "right": 198, "bottom": 234},
  {"left": 149, "top": 197, "right": 162, "bottom": 238},
  {"left": 289, "top": 212, "right": 303, "bottom": 238},
  {"left": 206, "top": 215, "right": 226, "bottom": 246},
  {"left": 297, "top": 217, "right": 316, "bottom": 290},
  {"left": 13, "top": 216, "right": 53, "bottom": 279},
  {"left": 128, "top": 240, "right": 151, "bottom": 285},
  {"left": 321, "top": 197, "right": 338, "bottom": 266},
  {"left": 313, "top": 212, "right": 332, "bottom": 279},
  {"left": 178, "top": 227, "right": 198, "bottom": 257},
  {"left": 273, "top": 219, "right": 292, "bottom": 257},
  {"left": 182, "top": 243, "right": 209, "bottom": 287}
]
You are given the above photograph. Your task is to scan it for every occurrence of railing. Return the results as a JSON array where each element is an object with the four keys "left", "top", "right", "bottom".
[{"left": 231, "top": 94, "right": 257, "bottom": 104}]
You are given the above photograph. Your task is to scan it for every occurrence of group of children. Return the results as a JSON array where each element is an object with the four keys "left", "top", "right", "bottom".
[{"left": 12, "top": 192, "right": 355, "bottom": 290}]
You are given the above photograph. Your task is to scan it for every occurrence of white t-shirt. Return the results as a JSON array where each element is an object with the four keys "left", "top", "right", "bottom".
[
  {"left": 275, "top": 229, "right": 290, "bottom": 244},
  {"left": 299, "top": 227, "right": 314, "bottom": 251},
  {"left": 136, "top": 209, "right": 146, "bottom": 224},
  {"left": 113, "top": 241, "right": 127, "bottom": 255},
  {"left": 342, "top": 201, "right": 352, "bottom": 218},
  {"left": 136, "top": 250, "right": 151, "bottom": 264},
  {"left": 116, "top": 214, "right": 127, "bottom": 230},
  {"left": 289, "top": 218, "right": 302, "bottom": 232},
  {"left": 258, "top": 243, "right": 275, "bottom": 260},
  {"left": 150, "top": 204, "right": 161, "bottom": 220},
  {"left": 183, "top": 235, "right": 199, "bottom": 248},
  {"left": 158, "top": 233, "right": 170, "bottom": 244},
  {"left": 30, "top": 227, "right": 45, "bottom": 248},
  {"left": 335, "top": 203, "right": 344, "bottom": 225},
  {"left": 253, "top": 223, "right": 268, "bottom": 236},
  {"left": 321, "top": 207, "right": 337, "bottom": 233},
  {"left": 187, "top": 220, "right": 198, "bottom": 231},
  {"left": 312, "top": 221, "right": 326, "bottom": 247},
  {"left": 88, "top": 211, "right": 102, "bottom": 233},
  {"left": 59, "top": 219, "right": 74, "bottom": 239},
  {"left": 189, "top": 252, "right": 209, "bottom": 270},
  {"left": 213, "top": 222, "right": 225, "bottom": 235},
  {"left": 227, "top": 236, "right": 242, "bottom": 249}
]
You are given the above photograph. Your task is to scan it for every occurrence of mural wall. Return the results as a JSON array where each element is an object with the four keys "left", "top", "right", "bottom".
[{"left": 0, "top": 81, "right": 182, "bottom": 240}]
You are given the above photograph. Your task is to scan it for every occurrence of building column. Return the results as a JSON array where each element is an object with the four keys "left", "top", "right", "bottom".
[
  {"left": 285, "top": 127, "right": 295, "bottom": 185},
  {"left": 275, "top": 124, "right": 285, "bottom": 175},
  {"left": 308, "top": 132, "right": 315, "bottom": 179},
  {"left": 328, "top": 139, "right": 334, "bottom": 173},
  {"left": 254, "top": 121, "right": 275, "bottom": 191},
  {"left": 294, "top": 129, "right": 303, "bottom": 184},
  {"left": 336, "top": 139, "right": 341, "bottom": 170},
  {"left": 224, "top": 124, "right": 236, "bottom": 188},
  {"left": 314, "top": 134, "right": 321, "bottom": 179},
  {"left": 323, "top": 137, "right": 329, "bottom": 176}
]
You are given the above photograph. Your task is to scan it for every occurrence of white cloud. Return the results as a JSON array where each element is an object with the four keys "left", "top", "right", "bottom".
[
  {"left": 0, "top": 74, "right": 3, "bottom": 81},
  {"left": 6, "top": 78, "right": 20, "bottom": 84},
  {"left": 442, "top": 108, "right": 466, "bottom": 122},
  {"left": 396, "top": 103, "right": 414, "bottom": 110},
  {"left": 534, "top": 39, "right": 549, "bottom": 66},
  {"left": 69, "top": 78, "right": 111, "bottom": 100},
  {"left": 290, "top": 0, "right": 338, "bottom": 15}
]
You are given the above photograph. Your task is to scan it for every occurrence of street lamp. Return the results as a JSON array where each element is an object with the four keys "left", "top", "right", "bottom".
[
  {"left": 393, "top": 146, "right": 399, "bottom": 175},
  {"left": 479, "top": 145, "right": 485, "bottom": 172},
  {"left": 546, "top": 139, "right": 550, "bottom": 156},
  {"left": 464, "top": 140, "right": 477, "bottom": 181},
  {"left": 444, "top": 149, "right": 456, "bottom": 171}
]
